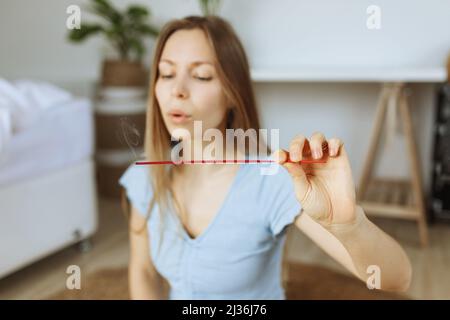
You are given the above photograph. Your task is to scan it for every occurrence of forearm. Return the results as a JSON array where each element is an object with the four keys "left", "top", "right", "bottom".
[
  {"left": 325, "top": 205, "right": 412, "bottom": 292},
  {"left": 128, "top": 264, "right": 168, "bottom": 299}
]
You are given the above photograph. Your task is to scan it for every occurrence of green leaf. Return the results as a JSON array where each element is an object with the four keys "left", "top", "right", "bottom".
[
  {"left": 126, "top": 6, "right": 149, "bottom": 20},
  {"left": 198, "top": 0, "right": 222, "bottom": 16},
  {"left": 68, "top": 23, "right": 104, "bottom": 42},
  {"left": 137, "top": 24, "right": 159, "bottom": 37},
  {"left": 90, "top": 0, "right": 122, "bottom": 25}
]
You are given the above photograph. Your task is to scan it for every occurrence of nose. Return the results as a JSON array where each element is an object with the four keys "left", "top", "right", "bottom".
[{"left": 171, "top": 76, "right": 189, "bottom": 99}]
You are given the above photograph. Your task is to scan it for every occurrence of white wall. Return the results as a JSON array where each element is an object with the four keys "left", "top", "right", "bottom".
[{"left": 1, "top": 0, "right": 448, "bottom": 191}]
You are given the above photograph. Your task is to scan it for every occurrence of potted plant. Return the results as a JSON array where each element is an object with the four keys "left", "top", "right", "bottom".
[
  {"left": 198, "top": 0, "right": 223, "bottom": 16},
  {"left": 68, "top": 0, "right": 159, "bottom": 87}
]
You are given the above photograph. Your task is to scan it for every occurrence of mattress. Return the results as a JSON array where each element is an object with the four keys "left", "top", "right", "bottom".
[{"left": 0, "top": 98, "right": 94, "bottom": 187}]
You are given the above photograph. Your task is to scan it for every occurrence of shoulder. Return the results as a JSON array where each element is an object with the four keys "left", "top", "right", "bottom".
[
  {"left": 119, "top": 162, "right": 149, "bottom": 182},
  {"left": 118, "top": 163, "right": 153, "bottom": 216}
]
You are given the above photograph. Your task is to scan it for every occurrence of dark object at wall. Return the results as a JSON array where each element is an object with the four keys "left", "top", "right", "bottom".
[{"left": 430, "top": 84, "right": 450, "bottom": 222}]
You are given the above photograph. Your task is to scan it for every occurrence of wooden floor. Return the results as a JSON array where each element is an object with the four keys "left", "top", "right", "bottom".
[
  {"left": 287, "top": 217, "right": 450, "bottom": 299},
  {"left": 0, "top": 197, "right": 449, "bottom": 299}
]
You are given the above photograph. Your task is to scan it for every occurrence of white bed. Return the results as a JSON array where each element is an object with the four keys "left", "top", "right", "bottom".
[
  {"left": 0, "top": 97, "right": 98, "bottom": 279},
  {"left": 0, "top": 98, "right": 94, "bottom": 186}
]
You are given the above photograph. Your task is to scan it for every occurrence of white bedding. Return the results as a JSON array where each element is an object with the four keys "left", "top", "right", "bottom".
[{"left": 0, "top": 98, "right": 94, "bottom": 187}]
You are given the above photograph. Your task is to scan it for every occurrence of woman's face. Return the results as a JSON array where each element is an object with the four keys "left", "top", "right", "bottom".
[{"left": 155, "top": 29, "right": 229, "bottom": 140}]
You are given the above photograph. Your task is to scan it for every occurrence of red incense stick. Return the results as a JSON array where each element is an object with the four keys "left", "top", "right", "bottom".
[
  {"left": 135, "top": 159, "right": 327, "bottom": 165},
  {"left": 136, "top": 141, "right": 331, "bottom": 165}
]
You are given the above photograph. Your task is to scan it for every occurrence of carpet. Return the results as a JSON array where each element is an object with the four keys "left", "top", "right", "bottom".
[{"left": 48, "top": 263, "right": 408, "bottom": 300}]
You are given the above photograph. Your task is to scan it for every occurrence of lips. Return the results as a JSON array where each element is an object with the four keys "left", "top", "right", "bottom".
[{"left": 168, "top": 109, "right": 192, "bottom": 124}]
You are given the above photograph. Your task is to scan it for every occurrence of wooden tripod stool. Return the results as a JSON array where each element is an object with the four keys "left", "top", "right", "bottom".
[{"left": 357, "top": 82, "right": 429, "bottom": 247}]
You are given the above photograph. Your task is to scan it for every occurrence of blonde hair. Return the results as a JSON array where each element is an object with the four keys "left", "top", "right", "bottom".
[{"left": 121, "top": 15, "right": 267, "bottom": 258}]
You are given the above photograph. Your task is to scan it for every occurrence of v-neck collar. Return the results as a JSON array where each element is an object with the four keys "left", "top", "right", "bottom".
[{"left": 169, "top": 163, "right": 246, "bottom": 244}]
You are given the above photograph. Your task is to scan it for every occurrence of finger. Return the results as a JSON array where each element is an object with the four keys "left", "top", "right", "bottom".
[
  {"left": 273, "top": 149, "right": 305, "bottom": 177},
  {"left": 274, "top": 149, "right": 309, "bottom": 196},
  {"left": 273, "top": 149, "right": 287, "bottom": 164},
  {"left": 274, "top": 148, "right": 312, "bottom": 206},
  {"left": 310, "top": 132, "right": 326, "bottom": 159},
  {"left": 328, "top": 137, "right": 343, "bottom": 157},
  {"left": 288, "top": 134, "right": 306, "bottom": 162}
]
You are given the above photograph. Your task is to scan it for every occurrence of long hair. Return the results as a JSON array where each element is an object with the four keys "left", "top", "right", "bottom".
[{"left": 122, "top": 15, "right": 267, "bottom": 257}]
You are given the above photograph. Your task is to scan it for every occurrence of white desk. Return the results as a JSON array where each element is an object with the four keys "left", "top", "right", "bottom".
[{"left": 251, "top": 66, "right": 446, "bottom": 83}]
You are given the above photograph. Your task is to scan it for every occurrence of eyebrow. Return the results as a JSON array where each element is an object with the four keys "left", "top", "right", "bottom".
[{"left": 159, "top": 59, "right": 214, "bottom": 67}]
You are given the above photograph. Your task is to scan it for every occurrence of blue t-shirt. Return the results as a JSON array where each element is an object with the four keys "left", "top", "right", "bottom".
[{"left": 118, "top": 159, "right": 303, "bottom": 300}]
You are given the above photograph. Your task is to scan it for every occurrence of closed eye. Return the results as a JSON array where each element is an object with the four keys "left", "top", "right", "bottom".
[
  {"left": 159, "top": 74, "right": 212, "bottom": 81},
  {"left": 195, "top": 76, "right": 212, "bottom": 81}
]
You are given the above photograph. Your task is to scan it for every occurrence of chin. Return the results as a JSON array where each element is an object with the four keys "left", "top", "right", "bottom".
[{"left": 167, "top": 125, "right": 193, "bottom": 141}]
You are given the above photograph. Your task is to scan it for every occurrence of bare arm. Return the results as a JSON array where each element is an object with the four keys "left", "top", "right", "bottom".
[
  {"left": 128, "top": 205, "right": 169, "bottom": 299},
  {"left": 294, "top": 205, "right": 412, "bottom": 292},
  {"left": 277, "top": 132, "right": 412, "bottom": 293}
]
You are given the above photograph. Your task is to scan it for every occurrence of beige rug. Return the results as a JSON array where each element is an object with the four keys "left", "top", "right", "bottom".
[{"left": 49, "top": 263, "right": 408, "bottom": 300}]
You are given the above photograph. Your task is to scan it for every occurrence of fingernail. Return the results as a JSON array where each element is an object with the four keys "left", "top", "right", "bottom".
[
  {"left": 312, "top": 150, "right": 318, "bottom": 159},
  {"left": 317, "top": 149, "right": 323, "bottom": 159}
]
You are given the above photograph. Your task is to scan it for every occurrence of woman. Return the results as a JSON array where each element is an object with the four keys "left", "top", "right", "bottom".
[{"left": 119, "top": 15, "right": 412, "bottom": 300}]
